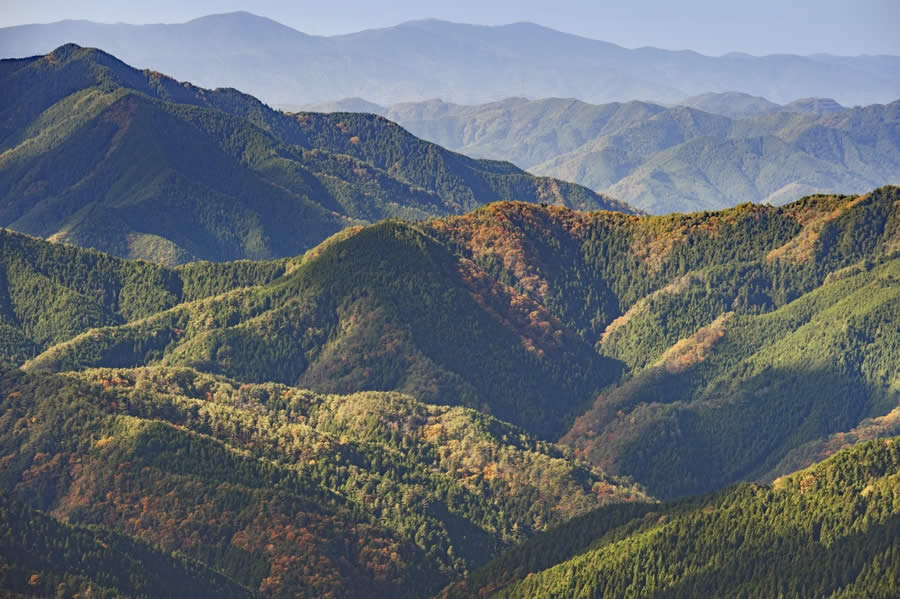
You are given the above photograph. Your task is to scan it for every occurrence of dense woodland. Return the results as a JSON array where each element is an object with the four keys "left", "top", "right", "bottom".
[
  {"left": 0, "top": 366, "right": 645, "bottom": 597},
  {"left": 444, "top": 438, "right": 900, "bottom": 598},
  {"left": 0, "top": 42, "right": 898, "bottom": 599},
  {"left": 0, "top": 44, "right": 629, "bottom": 265},
  {"left": 0, "top": 186, "right": 897, "bottom": 595},
  {"left": 373, "top": 95, "right": 900, "bottom": 213}
]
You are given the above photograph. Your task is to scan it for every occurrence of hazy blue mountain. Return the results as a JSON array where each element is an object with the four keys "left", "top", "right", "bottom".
[
  {"left": 1, "top": 12, "right": 898, "bottom": 107},
  {"left": 678, "top": 91, "right": 783, "bottom": 118},
  {"left": 678, "top": 93, "right": 847, "bottom": 119},
  {"left": 541, "top": 100, "right": 900, "bottom": 212},
  {"left": 782, "top": 97, "right": 847, "bottom": 114},
  {"left": 300, "top": 97, "right": 388, "bottom": 115},
  {"left": 0, "top": 45, "right": 628, "bottom": 264},
  {"left": 324, "top": 95, "right": 900, "bottom": 213},
  {"left": 382, "top": 98, "right": 669, "bottom": 173}
]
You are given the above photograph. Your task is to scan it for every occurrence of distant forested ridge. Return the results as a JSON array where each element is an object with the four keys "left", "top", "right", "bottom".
[
  {"left": 0, "top": 44, "right": 628, "bottom": 265},
  {"left": 330, "top": 95, "right": 900, "bottom": 214}
]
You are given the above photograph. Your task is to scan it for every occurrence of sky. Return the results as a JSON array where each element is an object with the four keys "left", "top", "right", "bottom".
[{"left": 0, "top": 0, "right": 897, "bottom": 57}]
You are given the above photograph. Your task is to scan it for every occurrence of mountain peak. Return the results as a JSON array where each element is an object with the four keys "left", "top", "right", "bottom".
[
  {"left": 783, "top": 97, "right": 846, "bottom": 114},
  {"left": 47, "top": 42, "right": 87, "bottom": 60},
  {"left": 183, "top": 10, "right": 309, "bottom": 37},
  {"left": 186, "top": 11, "right": 278, "bottom": 24},
  {"left": 42, "top": 43, "right": 125, "bottom": 71}
]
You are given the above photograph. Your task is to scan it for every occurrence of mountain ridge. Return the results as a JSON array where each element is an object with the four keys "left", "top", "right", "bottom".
[
  {"left": 443, "top": 437, "right": 900, "bottom": 598},
  {"left": 320, "top": 95, "right": 900, "bottom": 213},
  {"left": 1, "top": 186, "right": 899, "bottom": 596},
  {"left": 1, "top": 12, "right": 898, "bottom": 106},
  {"left": 0, "top": 44, "right": 629, "bottom": 264}
]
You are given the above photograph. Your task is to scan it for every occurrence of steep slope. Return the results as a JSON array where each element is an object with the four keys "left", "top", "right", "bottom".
[
  {"left": 428, "top": 188, "right": 900, "bottom": 497},
  {"left": 566, "top": 255, "right": 900, "bottom": 498},
  {"left": 8, "top": 187, "right": 900, "bottom": 498},
  {"left": 444, "top": 438, "right": 900, "bottom": 599},
  {"left": 0, "top": 491, "right": 251, "bottom": 598},
  {"left": 22, "top": 220, "right": 620, "bottom": 439},
  {"left": 338, "top": 95, "right": 899, "bottom": 214},
  {"left": 0, "top": 366, "right": 646, "bottom": 598},
  {"left": 2, "top": 13, "right": 899, "bottom": 106},
  {"left": 429, "top": 189, "right": 898, "bottom": 346},
  {"left": 0, "top": 45, "right": 628, "bottom": 264},
  {"left": 0, "top": 227, "right": 290, "bottom": 364}
]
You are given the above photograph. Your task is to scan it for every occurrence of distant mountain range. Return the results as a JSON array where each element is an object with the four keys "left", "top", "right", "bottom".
[
  {"left": 306, "top": 91, "right": 851, "bottom": 121},
  {"left": 1, "top": 11, "right": 899, "bottom": 107},
  {"left": 0, "top": 45, "right": 625, "bottom": 264},
  {"left": 677, "top": 91, "right": 847, "bottom": 118},
  {"left": 2, "top": 13, "right": 900, "bottom": 596},
  {"left": 310, "top": 94, "right": 900, "bottom": 213}
]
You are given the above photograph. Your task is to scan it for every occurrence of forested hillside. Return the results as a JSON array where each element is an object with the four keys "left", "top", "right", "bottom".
[
  {"left": 0, "top": 491, "right": 251, "bottom": 598},
  {"left": 0, "top": 366, "right": 645, "bottom": 597},
  {"left": 20, "top": 219, "right": 620, "bottom": 438},
  {"left": 1, "top": 186, "right": 898, "bottom": 596},
  {"left": 344, "top": 96, "right": 900, "bottom": 213},
  {"left": 0, "top": 44, "right": 628, "bottom": 264},
  {"left": 429, "top": 187, "right": 900, "bottom": 497},
  {"left": 6, "top": 187, "right": 897, "bottom": 491},
  {"left": 444, "top": 438, "right": 900, "bottom": 598},
  {"left": 0, "top": 227, "right": 291, "bottom": 364}
]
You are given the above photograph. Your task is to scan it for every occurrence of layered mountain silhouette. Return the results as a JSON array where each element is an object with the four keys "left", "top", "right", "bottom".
[
  {"left": 5, "top": 186, "right": 898, "bottom": 494},
  {"left": 318, "top": 95, "right": 900, "bottom": 213},
  {"left": 1, "top": 18, "right": 899, "bottom": 597},
  {"left": 0, "top": 44, "right": 626, "bottom": 264},
  {"left": 1, "top": 12, "right": 898, "bottom": 107},
  {"left": 677, "top": 91, "right": 844, "bottom": 118},
  {"left": 1, "top": 186, "right": 898, "bottom": 596}
]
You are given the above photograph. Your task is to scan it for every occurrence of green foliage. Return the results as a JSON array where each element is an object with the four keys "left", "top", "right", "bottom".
[
  {"left": 564, "top": 254, "right": 900, "bottom": 498},
  {"left": 0, "top": 184, "right": 899, "bottom": 595},
  {"left": 0, "top": 228, "right": 287, "bottom": 364},
  {"left": 11, "top": 187, "right": 900, "bottom": 469},
  {"left": 0, "top": 366, "right": 646, "bottom": 598},
  {"left": 0, "top": 490, "right": 251, "bottom": 598},
  {"left": 23, "top": 220, "right": 622, "bottom": 438},
  {"left": 0, "top": 45, "right": 629, "bottom": 265},
  {"left": 449, "top": 438, "right": 900, "bottom": 599}
]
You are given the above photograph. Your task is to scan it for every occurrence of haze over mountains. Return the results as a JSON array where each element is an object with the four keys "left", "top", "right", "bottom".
[
  {"left": 310, "top": 94, "right": 900, "bottom": 213},
  {"left": 677, "top": 92, "right": 847, "bottom": 119},
  {"left": 0, "top": 44, "right": 626, "bottom": 264},
  {"left": 2, "top": 8, "right": 900, "bottom": 598},
  {"left": 1, "top": 11, "right": 899, "bottom": 107}
]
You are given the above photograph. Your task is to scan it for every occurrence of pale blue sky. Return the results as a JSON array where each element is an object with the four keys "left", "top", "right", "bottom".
[{"left": 0, "top": 0, "right": 897, "bottom": 56}]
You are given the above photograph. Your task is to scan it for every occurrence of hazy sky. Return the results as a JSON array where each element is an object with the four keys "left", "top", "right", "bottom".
[{"left": 1, "top": 0, "right": 897, "bottom": 57}]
